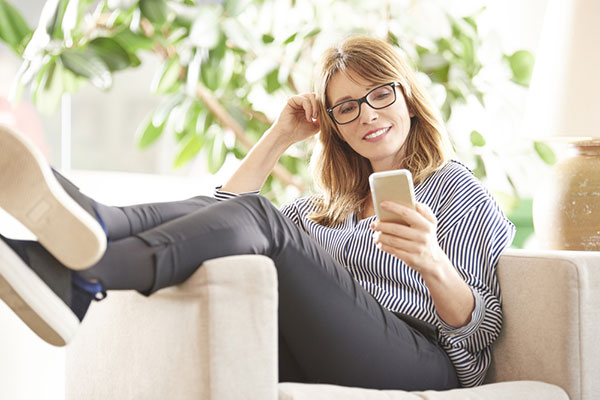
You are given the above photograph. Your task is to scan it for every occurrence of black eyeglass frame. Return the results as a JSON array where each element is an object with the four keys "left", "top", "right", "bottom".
[{"left": 326, "top": 82, "right": 401, "bottom": 125}]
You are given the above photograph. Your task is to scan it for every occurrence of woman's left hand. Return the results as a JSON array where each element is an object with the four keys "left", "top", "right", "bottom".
[{"left": 370, "top": 201, "right": 449, "bottom": 276}]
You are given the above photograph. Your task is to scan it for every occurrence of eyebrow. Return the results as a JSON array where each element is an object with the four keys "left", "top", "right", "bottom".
[{"left": 332, "top": 86, "right": 376, "bottom": 106}]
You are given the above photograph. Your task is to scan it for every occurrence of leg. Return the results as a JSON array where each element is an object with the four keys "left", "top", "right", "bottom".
[
  {"left": 93, "top": 196, "right": 218, "bottom": 240},
  {"left": 86, "top": 195, "right": 459, "bottom": 390},
  {"left": 52, "top": 168, "right": 218, "bottom": 240}
]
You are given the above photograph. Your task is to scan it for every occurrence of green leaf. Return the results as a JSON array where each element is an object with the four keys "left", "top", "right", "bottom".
[
  {"left": 60, "top": 47, "right": 112, "bottom": 89},
  {"left": 206, "top": 125, "right": 227, "bottom": 173},
  {"left": 201, "top": 63, "right": 222, "bottom": 91},
  {"left": 167, "top": 98, "right": 196, "bottom": 136},
  {"left": 175, "top": 102, "right": 202, "bottom": 142},
  {"left": 136, "top": 114, "right": 166, "bottom": 149},
  {"left": 88, "top": 37, "right": 132, "bottom": 71},
  {"left": 33, "top": 58, "right": 64, "bottom": 115},
  {"left": 463, "top": 16, "right": 478, "bottom": 33},
  {"left": 139, "top": 0, "right": 168, "bottom": 26},
  {"left": 533, "top": 141, "right": 557, "bottom": 165},
  {"left": 265, "top": 68, "right": 280, "bottom": 93},
  {"left": 473, "top": 154, "right": 487, "bottom": 179},
  {"left": 0, "top": 0, "right": 33, "bottom": 55},
  {"left": 62, "top": 67, "right": 85, "bottom": 93},
  {"left": 112, "top": 28, "right": 155, "bottom": 52},
  {"left": 49, "top": 0, "right": 68, "bottom": 39},
  {"left": 470, "top": 130, "right": 486, "bottom": 147},
  {"left": 128, "top": 53, "right": 142, "bottom": 67},
  {"left": 283, "top": 32, "right": 297, "bottom": 44},
  {"left": 152, "top": 93, "right": 185, "bottom": 127},
  {"left": 174, "top": 134, "right": 203, "bottom": 167},
  {"left": 387, "top": 31, "right": 400, "bottom": 47},
  {"left": 219, "top": 48, "right": 236, "bottom": 86},
  {"left": 458, "top": 35, "right": 476, "bottom": 74},
  {"left": 151, "top": 57, "right": 181, "bottom": 94},
  {"left": 224, "top": 0, "right": 250, "bottom": 17},
  {"left": 305, "top": 27, "right": 321, "bottom": 39},
  {"left": 505, "top": 50, "right": 534, "bottom": 87},
  {"left": 419, "top": 53, "right": 449, "bottom": 71},
  {"left": 262, "top": 33, "right": 274, "bottom": 44}
]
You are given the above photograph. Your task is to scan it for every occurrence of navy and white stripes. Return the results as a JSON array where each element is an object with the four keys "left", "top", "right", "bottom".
[{"left": 215, "top": 160, "right": 515, "bottom": 388}]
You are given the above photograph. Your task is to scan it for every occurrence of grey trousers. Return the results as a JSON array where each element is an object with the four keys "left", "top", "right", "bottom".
[{"left": 95, "top": 195, "right": 459, "bottom": 391}]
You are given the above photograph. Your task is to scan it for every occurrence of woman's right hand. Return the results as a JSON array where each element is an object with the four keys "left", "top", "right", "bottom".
[{"left": 268, "top": 93, "right": 321, "bottom": 147}]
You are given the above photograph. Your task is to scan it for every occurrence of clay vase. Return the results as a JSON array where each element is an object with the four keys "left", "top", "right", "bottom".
[{"left": 533, "top": 141, "right": 600, "bottom": 251}]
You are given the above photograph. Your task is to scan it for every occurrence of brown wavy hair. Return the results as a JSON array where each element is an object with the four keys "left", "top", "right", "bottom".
[{"left": 309, "top": 35, "right": 453, "bottom": 227}]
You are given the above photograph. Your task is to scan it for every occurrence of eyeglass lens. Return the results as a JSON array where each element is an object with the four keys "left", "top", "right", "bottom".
[{"left": 331, "top": 84, "right": 396, "bottom": 124}]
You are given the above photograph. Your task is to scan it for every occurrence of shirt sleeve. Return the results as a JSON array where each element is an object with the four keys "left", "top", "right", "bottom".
[
  {"left": 213, "top": 185, "right": 260, "bottom": 201},
  {"left": 435, "top": 198, "right": 515, "bottom": 354}
]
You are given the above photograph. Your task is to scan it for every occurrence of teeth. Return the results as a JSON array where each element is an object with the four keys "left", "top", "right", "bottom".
[{"left": 364, "top": 127, "right": 388, "bottom": 140}]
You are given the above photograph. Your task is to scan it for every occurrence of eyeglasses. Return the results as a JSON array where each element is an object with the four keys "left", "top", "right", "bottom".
[{"left": 327, "top": 82, "right": 401, "bottom": 125}]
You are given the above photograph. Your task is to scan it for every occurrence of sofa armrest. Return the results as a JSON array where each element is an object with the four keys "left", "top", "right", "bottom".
[
  {"left": 486, "top": 248, "right": 600, "bottom": 400},
  {"left": 66, "top": 255, "right": 279, "bottom": 400}
]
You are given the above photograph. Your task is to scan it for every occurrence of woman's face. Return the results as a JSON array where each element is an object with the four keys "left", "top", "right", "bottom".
[{"left": 326, "top": 70, "right": 413, "bottom": 172}]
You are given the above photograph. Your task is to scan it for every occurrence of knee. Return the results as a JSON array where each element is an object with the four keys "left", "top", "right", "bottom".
[
  {"left": 228, "top": 195, "right": 280, "bottom": 225},
  {"left": 231, "top": 194, "right": 274, "bottom": 211}
]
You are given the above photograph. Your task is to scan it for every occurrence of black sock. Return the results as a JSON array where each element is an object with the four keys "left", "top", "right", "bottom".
[{"left": 51, "top": 168, "right": 132, "bottom": 240}]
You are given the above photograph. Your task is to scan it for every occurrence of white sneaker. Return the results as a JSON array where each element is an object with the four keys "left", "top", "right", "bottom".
[{"left": 0, "top": 124, "right": 106, "bottom": 270}]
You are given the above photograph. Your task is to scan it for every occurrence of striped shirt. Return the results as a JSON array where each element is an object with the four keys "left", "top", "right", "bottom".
[{"left": 215, "top": 160, "right": 515, "bottom": 387}]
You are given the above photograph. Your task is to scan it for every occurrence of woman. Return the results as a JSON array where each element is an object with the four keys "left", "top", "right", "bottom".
[{"left": 0, "top": 36, "right": 514, "bottom": 391}]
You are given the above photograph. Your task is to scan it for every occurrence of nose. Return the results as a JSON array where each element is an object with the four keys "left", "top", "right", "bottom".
[{"left": 358, "top": 102, "right": 378, "bottom": 123}]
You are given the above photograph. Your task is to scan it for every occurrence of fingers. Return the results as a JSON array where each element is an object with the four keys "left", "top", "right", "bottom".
[
  {"left": 369, "top": 201, "right": 437, "bottom": 252},
  {"left": 372, "top": 230, "right": 419, "bottom": 252},
  {"left": 376, "top": 201, "right": 429, "bottom": 229},
  {"left": 370, "top": 220, "right": 413, "bottom": 239},
  {"left": 308, "top": 94, "right": 318, "bottom": 122},
  {"left": 288, "top": 93, "right": 319, "bottom": 123}
]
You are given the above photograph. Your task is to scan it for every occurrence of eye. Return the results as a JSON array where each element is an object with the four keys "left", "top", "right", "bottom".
[
  {"left": 339, "top": 102, "right": 357, "bottom": 114},
  {"left": 371, "top": 88, "right": 392, "bottom": 100}
]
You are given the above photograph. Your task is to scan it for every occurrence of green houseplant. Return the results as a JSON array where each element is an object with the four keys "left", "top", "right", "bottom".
[{"left": 0, "top": 0, "right": 551, "bottom": 246}]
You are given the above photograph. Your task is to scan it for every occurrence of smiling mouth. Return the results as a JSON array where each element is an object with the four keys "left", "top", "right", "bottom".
[{"left": 363, "top": 127, "right": 391, "bottom": 140}]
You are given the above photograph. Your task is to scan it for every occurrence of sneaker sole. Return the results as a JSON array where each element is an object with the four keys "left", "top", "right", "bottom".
[
  {"left": 0, "top": 124, "right": 106, "bottom": 270},
  {"left": 0, "top": 240, "right": 79, "bottom": 346}
]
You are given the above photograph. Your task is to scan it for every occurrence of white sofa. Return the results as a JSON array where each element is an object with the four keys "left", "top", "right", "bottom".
[{"left": 65, "top": 249, "right": 600, "bottom": 400}]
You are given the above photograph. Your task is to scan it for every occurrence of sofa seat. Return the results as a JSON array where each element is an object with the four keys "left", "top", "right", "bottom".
[{"left": 278, "top": 381, "right": 568, "bottom": 399}]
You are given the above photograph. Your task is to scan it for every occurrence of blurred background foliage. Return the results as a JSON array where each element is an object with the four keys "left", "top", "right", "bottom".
[{"left": 0, "top": 0, "right": 550, "bottom": 246}]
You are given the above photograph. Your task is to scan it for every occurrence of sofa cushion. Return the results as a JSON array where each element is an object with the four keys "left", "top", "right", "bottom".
[{"left": 278, "top": 381, "right": 568, "bottom": 400}]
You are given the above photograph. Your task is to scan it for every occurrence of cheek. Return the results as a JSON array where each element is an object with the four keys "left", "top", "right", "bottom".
[{"left": 337, "top": 126, "right": 353, "bottom": 143}]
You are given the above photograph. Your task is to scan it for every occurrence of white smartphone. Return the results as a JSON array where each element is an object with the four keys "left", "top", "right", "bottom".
[{"left": 369, "top": 169, "right": 416, "bottom": 223}]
